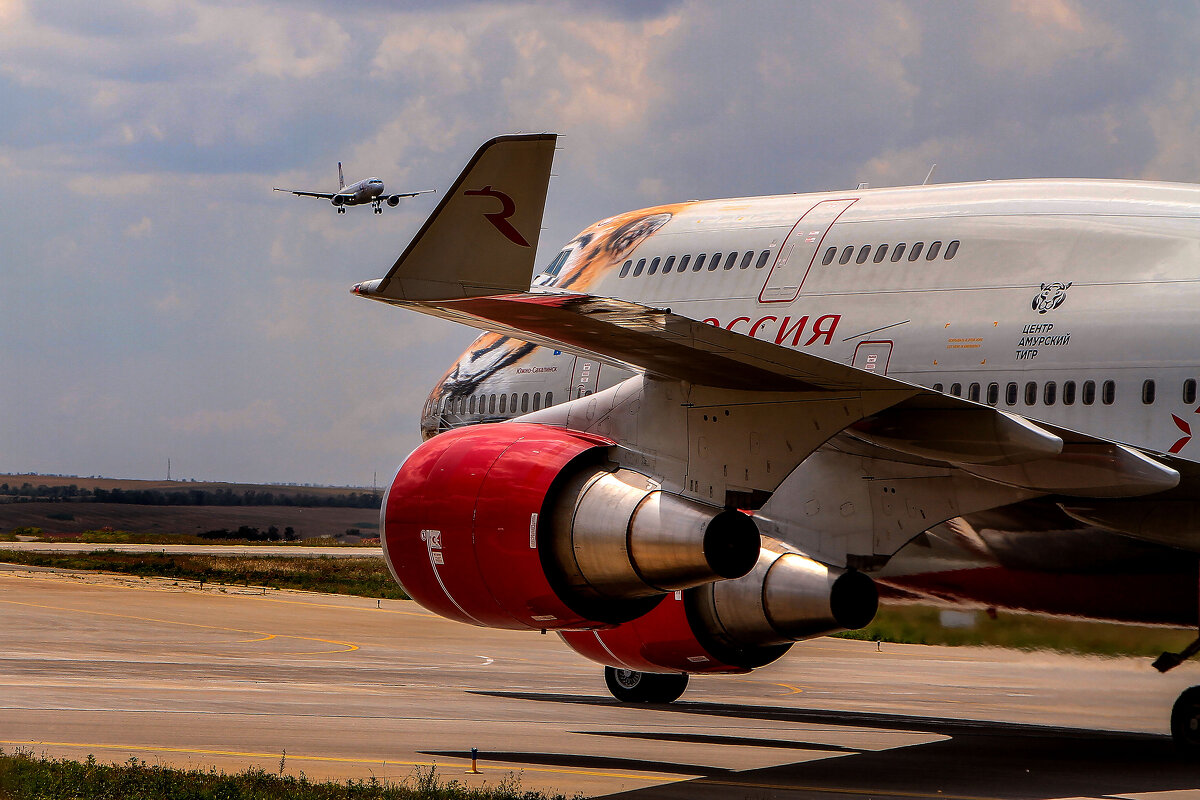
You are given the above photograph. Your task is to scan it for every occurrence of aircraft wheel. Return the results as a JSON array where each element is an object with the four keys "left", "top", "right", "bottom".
[
  {"left": 1171, "top": 686, "right": 1200, "bottom": 757},
  {"left": 604, "top": 667, "right": 688, "bottom": 704}
]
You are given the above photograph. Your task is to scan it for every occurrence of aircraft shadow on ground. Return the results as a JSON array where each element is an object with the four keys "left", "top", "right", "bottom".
[{"left": 470, "top": 691, "right": 1199, "bottom": 799}]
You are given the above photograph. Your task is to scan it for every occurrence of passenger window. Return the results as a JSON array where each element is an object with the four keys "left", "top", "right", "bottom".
[
  {"left": 533, "top": 392, "right": 541, "bottom": 411},
  {"left": 740, "top": 251, "right": 754, "bottom": 269},
  {"left": 856, "top": 245, "right": 871, "bottom": 265},
  {"left": 619, "top": 260, "right": 632, "bottom": 278},
  {"left": 648, "top": 256, "right": 661, "bottom": 275},
  {"left": 499, "top": 394, "right": 507, "bottom": 413},
  {"left": 545, "top": 391, "right": 553, "bottom": 406},
  {"left": 968, "top": 383, "right": 980, "bottom": 402},
  {"left": 908, "top": 242, "right": 924, "bottom": 261},
  {"left": 489, "top": 394, "right": 496, "bottom": 413},
  {"left": 1082, "top": 380, "right": 1096, "bottom": 405},
  {"left": 693, "top": 253, "right": 706, "bottom": 271},
  {"left": 926, "top": 241, "right": 942, "bottom": 260},
  {"left": 1005, "top": 382, "right": 1018, "bottom": 405},
  {"left": 1142, "top": 379, "right": 1156, "bottom": 405},
  {"left": 891, "top": 243, "right": 906, "bottom": 262},
  {"left": 510, "top": 393, "right": 518, "bottom": 412},
  {"left": 873, "top": 244, "right": 888, "bottom": 263},
  {"left": 1185, "top": 379, "right": 1197, "bottom": 405},
  {"left": 945, "top": 240, "right": 960, "bottom": 259},
  {"left": 950, "top": 382, "right": 962, "bottom": 397},
  {"left": 822, "top": 247, "right": 836, "bottom": 266},
  {"left": 755, "top": 250, "right": 771, "bottom": 268},
  {"left": 709, "top": 252, "right": 722, "bottom": 271},
  {"left": 1044, "top": 381, "right": 1057, "bottom": 405},
  {"left": 839, "top": 246, "right": 854, "bottom": 265},
  {"left": 987, "top": 382, "right": 999, "bottom": 405},
  {"left": 1102, "top": 380, "right": 1116, "bottom": 405},
  {"left": 469, "top": 396, "right": 476, "bottom": 414},
  {"left": 1062, "top": 381, "right": 1076, "bottom": 406},
  {"left": 724, "top": 252, "right": 738, "bottom": 270},
  {"left": 932, "top": 383, "right": 943, "bottom": 392},
  {"left": 521, "top": 393, "right": 529, "bottom": 413},
  {"left": 663, "top": 255, "right": 676, "bottom": 274},
  {"left": 678, "top": 255, "right": 691, "bottom": 272},
  {"left": 633, "top": 258, "right": 646, "bottom": 277},
  {"left": 1024, "top": 382, "right": 1037, "bottom": 405}
]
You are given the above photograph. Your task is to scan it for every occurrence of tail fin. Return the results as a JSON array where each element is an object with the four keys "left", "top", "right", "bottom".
[
  {"left": 357, "top": 134, "right": 557, "bottom": 302},
  {"left": 337, "top": 161, "right": 345, "bottom": 189}
]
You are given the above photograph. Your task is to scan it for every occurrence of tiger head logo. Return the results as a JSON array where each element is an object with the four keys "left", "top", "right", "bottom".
[{"left": 1032, "top": 282, "right": 1072, "bottom": 314}]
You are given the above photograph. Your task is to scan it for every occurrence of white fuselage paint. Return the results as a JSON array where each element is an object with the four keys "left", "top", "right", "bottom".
[
  {"left": 336, "top": 178, "right": 386, "bottom": 206},
  {"left": 423, "top": 178, "right": 1200, "bottom": 466}
]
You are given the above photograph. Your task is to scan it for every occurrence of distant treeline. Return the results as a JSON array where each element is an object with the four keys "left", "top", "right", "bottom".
[{"left": 0, "top": 483, "right": 381, "bottom": 509}]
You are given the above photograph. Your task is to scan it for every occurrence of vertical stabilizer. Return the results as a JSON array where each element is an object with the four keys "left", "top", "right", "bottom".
[
  {"left": 361, "top": 134, "right": 557, "bottom": 302},
  {"left": 337, "top": 162, "right": 346, "bottom": 189}
]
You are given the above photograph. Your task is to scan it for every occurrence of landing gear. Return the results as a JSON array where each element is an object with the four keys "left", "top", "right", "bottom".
[
  {"left": 1154, "top": 634, "right": 1200, "bottom": 757},
  {"left": 336, "top": 207, "right": 346, "bottom": 214},
  {"left": 604, "top": 666, "right": 688, "bottom": 704},
  {"left": 1172, "top": 687, "right": 1200, "bottom": 757},
  {"left": 372, "top": 200, "right": 383, "bottom": 214}
]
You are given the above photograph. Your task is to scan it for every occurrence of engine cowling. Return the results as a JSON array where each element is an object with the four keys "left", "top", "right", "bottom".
[
  {"left": 331, "top": 195, "right": 346, "bottom": 206},
  {"left": 560, "top": 536, "right": 879, "bottom": 673},
  {"left": 381, "top": 423, "right": 760, "bottom": 631},
  {"left": 386, "top": 195, "right": 401, "bottom": 207}
]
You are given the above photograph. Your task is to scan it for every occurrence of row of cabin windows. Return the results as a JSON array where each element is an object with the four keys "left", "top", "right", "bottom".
[
  {"left": 441, "top": 391, "right": 554, "bottom": 417},
  {"left": 619, "top": 249, "right": 772, "bottom": 278},
  {"left": 931, "top": 378, "right": 1192, "bottom": 407},
  {"left": 823, "top": 239, "right": 960, "bottom": 267}
]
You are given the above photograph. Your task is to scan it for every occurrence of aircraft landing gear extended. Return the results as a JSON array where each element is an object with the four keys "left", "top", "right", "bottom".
[
  {"left": 1154, "top": 633, "right": 1200, "bottom": 757},
  {"left": 604, "top": 667, "right": 688, "bottom": 704},
  {"left": 336, "top": 207, "right": 346, "bottom": 214}
]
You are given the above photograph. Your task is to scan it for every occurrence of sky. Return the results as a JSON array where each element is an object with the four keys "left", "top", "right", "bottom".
[{"left": 4, "top": 0, "right": 1200, "bottom": 486}]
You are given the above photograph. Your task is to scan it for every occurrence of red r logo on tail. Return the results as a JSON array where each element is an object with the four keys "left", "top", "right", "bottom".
[{"left": 464, "top": 186, "right": 531, "bottom": 247}]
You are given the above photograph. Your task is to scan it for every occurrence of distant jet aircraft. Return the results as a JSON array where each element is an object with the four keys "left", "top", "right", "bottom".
[{"left": 274, "top": 162, "right": 433, "bottom": 214}]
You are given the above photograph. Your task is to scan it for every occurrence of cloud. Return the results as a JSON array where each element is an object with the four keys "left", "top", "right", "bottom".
[
  {"left": 171, "top": 399, "right": 285, "bottom": 436},
  {"left": 123, "top": 216, "right": 153, "bottom": 239}
]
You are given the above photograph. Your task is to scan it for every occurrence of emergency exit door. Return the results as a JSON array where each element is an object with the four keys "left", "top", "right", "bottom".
[
  {"left": 852, "top": 341, "right": 893, "bottom": 375},
  {"left": 759, "top": 198, "right": 857, "bottom": 303},
  {"left": 570, "top": 358, "right": 602, "bottom": 399}
]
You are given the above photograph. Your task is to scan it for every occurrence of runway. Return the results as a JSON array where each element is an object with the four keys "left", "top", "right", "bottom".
[{"left": 2, "top": 564, "right": 1199, "bottom": 799}]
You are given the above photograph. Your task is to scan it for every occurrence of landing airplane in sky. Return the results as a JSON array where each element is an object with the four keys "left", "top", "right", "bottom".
[
  {"left": 274, "top": 162, "right": 432, "bottom": 213},
  {"left": 347, "top": 134, "right": 1200, "bottom": 753}
]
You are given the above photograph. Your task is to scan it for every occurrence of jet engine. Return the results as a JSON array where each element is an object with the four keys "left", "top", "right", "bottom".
[
  {"left": 331, "top": 195, "right": 346, "bottom": 207},
  {"left": 381, "top": 423, "right": 760, "bottom": 631},
  {"left": 560, "top": 537, "right": 879, "bottom": 673},
  {"left": 387, "top": 195, "right": 402, "bottom": 207}
]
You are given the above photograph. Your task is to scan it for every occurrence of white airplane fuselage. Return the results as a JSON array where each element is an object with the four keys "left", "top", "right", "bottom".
[
  {"left": 417, "top": 178, "right": 1200, "bottom": 626},
  {"left": 335, "top": 177, "right": 385, "bottom": 207},
  {"left": 424, "top": 179, "right": 1200, "bottom": 460}
]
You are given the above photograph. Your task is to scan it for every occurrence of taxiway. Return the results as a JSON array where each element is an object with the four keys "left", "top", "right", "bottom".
[{"left": 2, "top": 565, "right": 1198, "bottom": 799}]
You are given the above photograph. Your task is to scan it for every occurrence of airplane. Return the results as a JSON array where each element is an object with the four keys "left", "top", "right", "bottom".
[
  {"left": 345, "top": 134, "right": 1200, "bottom": 755},
  {"left": 273, "top": 162, "right": 433, "bottom": 213}
]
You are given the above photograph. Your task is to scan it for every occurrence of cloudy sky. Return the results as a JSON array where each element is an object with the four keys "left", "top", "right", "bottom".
[{"left": 3, "top": 0, "right": 1200, "bottom": 486}]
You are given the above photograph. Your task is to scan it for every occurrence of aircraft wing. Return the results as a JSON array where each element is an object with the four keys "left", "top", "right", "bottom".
[
  {"left": 389, "top": 189, "right": 436, "bottom": 199},
  {"left": 273, "top": 187, "right": 336, "bottom": 199}
]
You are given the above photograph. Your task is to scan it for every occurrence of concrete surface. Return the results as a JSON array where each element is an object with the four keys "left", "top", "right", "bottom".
[{"left": 2, "top": 564, "right": 1199, "bottom": 799}]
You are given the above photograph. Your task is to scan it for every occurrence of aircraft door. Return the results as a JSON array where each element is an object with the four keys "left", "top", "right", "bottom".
[
  {"left": 852, "top": 341, "right": 893, "bottom": 375},
  {"left": 570, "top": 357, "right": 602, "bottom": 399},
  {"left": 759, "top": 199, "right": 857, "bottom": 303}
]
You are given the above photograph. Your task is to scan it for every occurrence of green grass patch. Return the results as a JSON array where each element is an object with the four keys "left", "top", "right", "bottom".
[
  {"left": 834, "top": 602, "right": 1195, "bottom": 657},
  {"left": 0, "top": 750, "right": 574, "bottom": 799},
  {"left": 0, "top": 549, "right": 407, "bottom": 600}
]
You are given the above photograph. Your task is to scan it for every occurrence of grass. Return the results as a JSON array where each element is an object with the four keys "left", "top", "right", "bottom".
[
  {"left": 0, "top": 750, "right": 575, "bottom": 800},
  {"left": 0, "top": 548, "right": 1193, "bottom": 657},
  {"left": 834, "top": 602, "right": 1196, "bottom": 658},
  {"left": 0, "top": 549, "right": 407, "bottom": 599},
  {"left": 0, "top": 529, "right": 375, "bottom": 546}
]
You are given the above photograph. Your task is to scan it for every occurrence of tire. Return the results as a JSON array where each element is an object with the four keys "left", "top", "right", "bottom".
[
  {"left": 1171, "top": 686, "right": 1200, "bottom": 757},
  {"left": 604, "top": 667, "right": 688, "bottom": 703}
]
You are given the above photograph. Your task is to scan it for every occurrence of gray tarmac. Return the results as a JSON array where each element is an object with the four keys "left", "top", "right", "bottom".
[{"left": 2, "top": 564, "right": 1200, "bottom": 799}]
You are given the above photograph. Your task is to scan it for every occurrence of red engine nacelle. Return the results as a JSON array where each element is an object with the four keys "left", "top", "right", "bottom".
[
  {"left": 561, "top": 537, "right": 879, "bottom": 673},
  {"left": 382, "top": 423, "right": 760, "bottom": 631}
]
